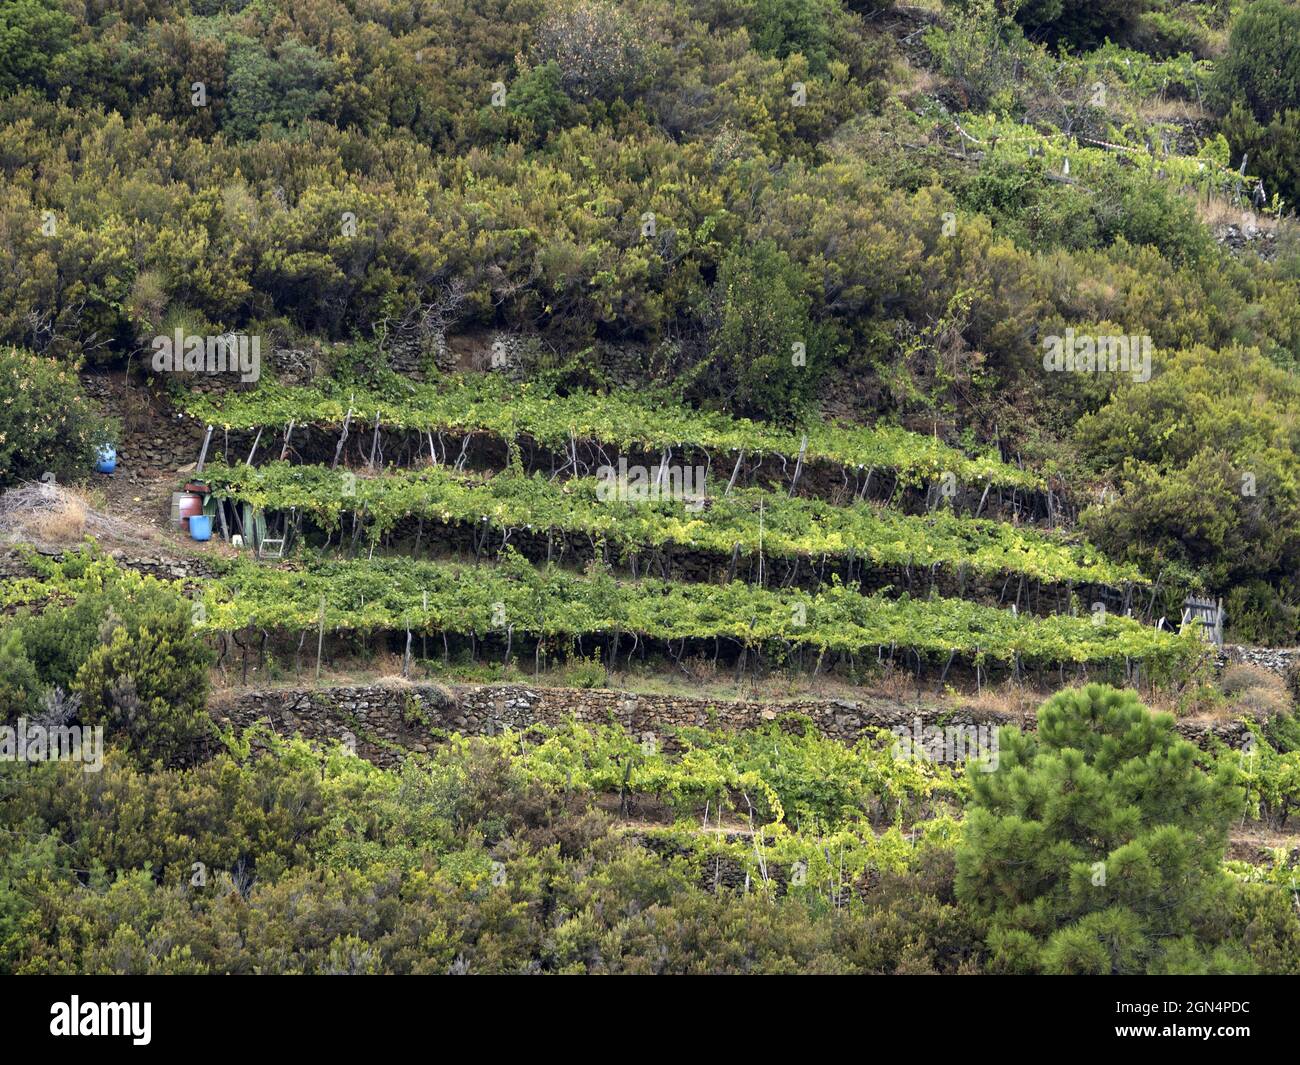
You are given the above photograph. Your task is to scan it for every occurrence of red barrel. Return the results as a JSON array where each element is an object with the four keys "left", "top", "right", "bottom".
[{"left": 178, "top": 493, "right": 203, "bottom": 530}]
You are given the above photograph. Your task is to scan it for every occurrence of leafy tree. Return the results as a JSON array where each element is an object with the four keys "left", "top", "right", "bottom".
[
  {"left": 0, "top": 0, "right": 74, "bottom": 95},
  {"left": 507, "top": 61, "right": 573, "bottom": 141},
  {"left": 223, "top": 39, "right": 334, "bottom": 139},
  {"left": 1077, "top": 344, "right": 1300, "bottom": 630},
  {"left": 702, "top": 239, "right": 824, "bottom": 422},
  {"left": 533, "top": 0, "right": 650, "bottom": 102},
  {"left": 956, "top": 684, "right": 1245, "bottom": 974}
]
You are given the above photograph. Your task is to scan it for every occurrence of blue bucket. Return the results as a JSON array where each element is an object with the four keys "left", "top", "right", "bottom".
[
  {"left": 95, "top": 446, "right": 117, "bottom": 474},
  {"left": 189, "top": 514, "right": 212, "bottom": 541}
]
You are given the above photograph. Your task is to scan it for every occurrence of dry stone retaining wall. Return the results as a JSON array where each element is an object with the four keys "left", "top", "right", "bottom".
[
  {"left": 1221, "top": 644, "right": 1300, "bottom": 678},
  {"left": 210, "top": 681, "right": 1259, "bottom": 768},
  {"left": 0, "top": 550, "right": 219, "bottom": 582}
]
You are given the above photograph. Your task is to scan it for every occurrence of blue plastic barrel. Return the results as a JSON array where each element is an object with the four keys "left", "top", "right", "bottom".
[
  {"left": 95, "top": 446, "right": 117, "bottom": 474},
  {"left": 189, "top": 514, "right": 212, "bottom": 541}
]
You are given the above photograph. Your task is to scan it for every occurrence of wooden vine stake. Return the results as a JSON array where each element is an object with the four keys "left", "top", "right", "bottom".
[
  {"left": 788, "top": 434, "right": 807, "bottom": 497},
  {"left": 422, "top": 591, "right": 429, "bottom": 661},
  {"left": 315, "top": 594, "right": 326, "bottom": 683},
  {"left": 331, "top": 397, "right": 354, "bottom": 470},
  {"left": 245, "top": 426, "right": 263, "bottom": 466},
  {"left": 195, "top": 424, "right": 213, "bottom": 474},
  {"left": 725, "top": 449, "right": 744, "bottom": 496},
  {"left": 279, "top": 419, "right": 296, "bottom": 461},
  {"left": 368, "top": 410, "right": 382, "bottom": 469}
]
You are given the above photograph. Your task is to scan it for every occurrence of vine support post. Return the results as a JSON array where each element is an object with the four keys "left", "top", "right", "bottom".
[
  {"left": 195, "top": 424, "right": 213, "bottom": 474},
  {"left": 279, "top": 419, "right": 295, "bottom": 461},
  {"left": 331, "top": 403, "right": 354, "bottom": 470},
  {"left": 368, "top": 410, "right": 382, "bottom": 469},
  {"left": 725, "top": 449, "right": 744, "bottom": 495},
  {"left": 788, "top": 434, "right": 807, "bottom": 497},
  {"left": 315, "top": 594, "right": 326, "bottom": 683}
]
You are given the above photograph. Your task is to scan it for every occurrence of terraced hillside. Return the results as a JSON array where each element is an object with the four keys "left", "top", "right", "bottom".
[{"left": 5, "top": 0, "right": 1300, "bottom": 986}]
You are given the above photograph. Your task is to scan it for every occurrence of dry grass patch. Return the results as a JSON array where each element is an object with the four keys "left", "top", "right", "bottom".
[
  {"left": 1222, "top": 663, "right": 1293, "bottom": 718},
  {"left": 0, "top": 481, "right": 87, "bottom": 545},
  {"left": 1134, "top": 97, "right": 1210, "bottom": 124},
  {"left": 1196, "top": 198, "right": 1277, "bottom": 233}
]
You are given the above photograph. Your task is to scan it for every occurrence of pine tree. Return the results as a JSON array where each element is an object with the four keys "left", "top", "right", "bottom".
[{"left": 956, "top": 683, "right": 1246, "bottom": 973}]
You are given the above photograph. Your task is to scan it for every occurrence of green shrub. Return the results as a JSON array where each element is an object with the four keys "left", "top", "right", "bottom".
[
  {"left": 1214, "top": 0, "right": 1300, "bottom": 122},
  {"left": 507, "top": 61, "right": 574, "bottom": 142},
  {"left": 1221, "top": 101, "right": 1300, "bottom": 207},
  {"left": 963, "top": 155, "right": 1211, "bottom": 263},
  {"left": 927, "top": 2, "right": 1038, "bottom": 112},
  {"left": 5, "top": 556, "right": 213, "bottom": 763},
  {"left": 0, "top": 623, "right": 42, "bottom": 719},
  {"left": 0, "top": 348, "right": 114, "bottom": 486},
  {"left": 1226, "top": 579, "right": 1298, "bottom": 647},
  {"left": 1126, "top": 11, "right": 1212, "bottom": 59},
  {"left": 744, "top": 0, "right": 837, "bottom": 74},
  {"left": 74, "top": 589, "right": 214, "bottom": 766},
  {"left": 563, "top": 653, "right": 606, "bottom": 689}
]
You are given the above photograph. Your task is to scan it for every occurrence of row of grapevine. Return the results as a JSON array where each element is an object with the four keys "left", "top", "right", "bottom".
[
  {"left": 199, "top": 461, "right": 1143, "bottom": 589},
  {"left": 180, "top": 371, "right": 1042, "bottom": 491},
  {"left": 0, "top": 550, "right": 1199, "bottom": 672}
]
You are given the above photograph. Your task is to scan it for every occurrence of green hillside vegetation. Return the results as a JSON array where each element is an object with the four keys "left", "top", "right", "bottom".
[{"left": 4, "top": 0, "right": 1300, "bottom": 978}]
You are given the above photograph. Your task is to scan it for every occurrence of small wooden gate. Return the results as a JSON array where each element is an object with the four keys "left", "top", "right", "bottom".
[{"left": 1181, "top": 596, "right": 1225, "bottom": 646}]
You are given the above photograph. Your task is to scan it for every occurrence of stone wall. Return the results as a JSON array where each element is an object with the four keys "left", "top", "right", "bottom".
[
  {"left": 0, "top": 550, "right": 218, "bottom": 583},
  {"left": 1221, "top": 644, "right": 1300, "bottom": 678},
  {"left": 209, "top": 680, "right": 1259, "bottom": 768}
]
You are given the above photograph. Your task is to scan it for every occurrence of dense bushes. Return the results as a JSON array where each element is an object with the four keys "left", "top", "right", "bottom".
[
  {"left": 2, "top": 693, "right": 1295, "bottom": 974},
  {"left": 0, "top": 733, "right": 974, "bottom": 974},
  {"left": 1221, "top": 102, "right": 1300, "bottom": 207},
  {"left": 1214, "top": 0, "right": 1300, "bottom": 123},
  {"left": 0, "top": 555, "right": 213, "bottom": 765},
  {"left": 1013, "top": 0, "right": 1151, "bottom": 49},
  {"left": 1213, "top": 1, "right": 1300, "bottom": 206},
  {"left": 961, "top": 154, "right": 1212, "bottom": 263},
  {"left": 0, "top": 348, "right": 113, "bottom": 485},
  {"left": 942, "top": 0, "right": 1150, "bottom": 52},
  {"left": 0, "top": 0, "right": 73, "bottom": 96},
  {"left": 1077, "top": 344, "right": 1300, "bottom": 638}
]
